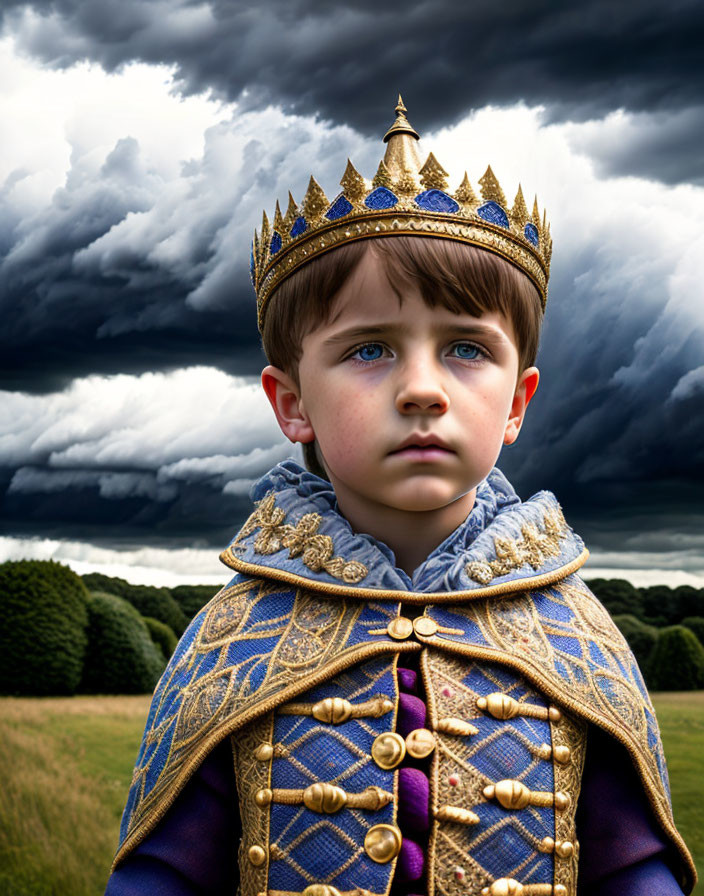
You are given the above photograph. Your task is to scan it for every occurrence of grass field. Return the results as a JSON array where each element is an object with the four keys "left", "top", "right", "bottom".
[{"left": 0, "top": 692, "right": 702, "bottom": 895}]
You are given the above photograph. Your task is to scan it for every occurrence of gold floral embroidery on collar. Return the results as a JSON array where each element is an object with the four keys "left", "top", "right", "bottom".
[
  {"left": 466, "top": 507, "right": 567, "bottom": 585},
  {"left": 235, "top": 493, "right": 368, "bottom": 584}
]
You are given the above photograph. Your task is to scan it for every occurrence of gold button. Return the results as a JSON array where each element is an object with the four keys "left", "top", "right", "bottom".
[
  {"left": 302, "top": 888, "right": 343, "bottom": 896},
  {"left": 254, "top": 743, "right": 273, "bottom": 761},
  {"left": 555, "top": 839, "right": 574, "bottom": 858},
  {"left": 413, "top": 616, "right": 438, "bottom": 637},
  {"left": 405, "top": 727, "right": 436, "bottom": 758},
  {"left": 371, "top": 732, "right": 406, "bottom": 769},
  {"left": 387, "top": 617, "right": 413, "bottom": 639},
  {"left": 553, "top": 745, "right": 571, "bottom": 764},
  {"left": 554, "top": 791, "right": 570, "bottom": 811},
  {"left": 255, "top": 788, "right": 273, "bottom": 806},
  {"left": 248, "top": 845, "right": 267, "bottom": 866},
  {"left": 364, "top": 823, "right": 402, "bottom": 863}
]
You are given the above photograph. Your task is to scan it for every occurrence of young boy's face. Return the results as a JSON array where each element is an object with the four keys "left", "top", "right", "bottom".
[{"left": 263, "top": 246, "right": 538, "bottom": 529}]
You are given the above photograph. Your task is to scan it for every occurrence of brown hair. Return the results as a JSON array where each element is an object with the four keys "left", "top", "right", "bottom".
[{"left": 261, "top": 236, "right": 543, "bottom": 380}]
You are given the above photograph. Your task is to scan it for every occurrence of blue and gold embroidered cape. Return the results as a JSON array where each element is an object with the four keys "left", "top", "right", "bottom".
[{"left": 113, "top": 461, "right": 695, "bottom": 890}]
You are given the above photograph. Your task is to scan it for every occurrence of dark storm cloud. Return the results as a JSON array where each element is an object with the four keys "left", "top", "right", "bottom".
[
  {"left": 0, "top": 106, "right": 373, "bottom": 391},
  {"left": 4, "top": 0, "right": 704, "bottom": 184}
]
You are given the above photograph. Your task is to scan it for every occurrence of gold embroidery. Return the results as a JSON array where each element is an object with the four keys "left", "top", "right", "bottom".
[
  {"left": 465, "top": 508, "right": 567, "bottom": 584},
  {"left": 236, "top": 494, "right": 368, "bottom": 584},
  {"left": 232, "top": 713, "right": 275, "bottom": 896},
  {"left": 551, "top": 709, "right": 586, "bottom": 893}
]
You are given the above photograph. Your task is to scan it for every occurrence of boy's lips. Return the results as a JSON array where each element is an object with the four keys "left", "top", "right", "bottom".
[{"left": 389, "top": 434, "right": 454, "bottom": 455}]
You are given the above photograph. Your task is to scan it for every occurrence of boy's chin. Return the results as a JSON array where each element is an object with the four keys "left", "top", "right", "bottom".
[{"left": 383, "top": 482, "right": 476, "bottom": 515}]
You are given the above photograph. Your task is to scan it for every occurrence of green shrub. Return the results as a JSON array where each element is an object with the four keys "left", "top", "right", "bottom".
[
  {"left": 682, "top": 616, "right": 704, "bottom": 647},
  {"left": 612, "top": 614, "right": 658, "bottom": 682},
  {"left": 143, "top": 616, "right": 178, "bottom": 662},
  {"left": 588, "top": 578, "right": 643, "bottom": 617},
  {"left": 81, "top": 593, "right": 165, "bottom": 694},
  {"left": 81, "top": 573, "right": 188, "bottom": 635},
  {"left": 0, "top": 560, "right": 89, "bottom": 696},
  {"left": 648, "top": 625, "right": 704, "bottom": 691},
  {"left": 171, "top": 585, "right": 216, "bottom": 621}
]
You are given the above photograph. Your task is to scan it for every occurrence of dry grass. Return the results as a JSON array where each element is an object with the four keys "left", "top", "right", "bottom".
[{"left": 0, "top": 696, "right": 149, "bottom": 896}]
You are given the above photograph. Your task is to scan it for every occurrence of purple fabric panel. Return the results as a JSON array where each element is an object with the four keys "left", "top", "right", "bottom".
[
  {"left": 398, "top": 767, "right": 430, "bottom": 831},
  {"left": 104, "top": 739, "right": 239, "bottom": 894},
  {"left": 580, "top": 855, "right": 685, "bottom": 896},
  {"left": 577, "top": 726, "right": 684, "bottom": 894},
  {"left": 396, "top": 837, "right": 425, "bottom": 882},
  {"left": 397, "top": 667, "right": 418, "bottom": 692},
  {"left": 397, "top": 693, "right": 426, "bottom": 736}
]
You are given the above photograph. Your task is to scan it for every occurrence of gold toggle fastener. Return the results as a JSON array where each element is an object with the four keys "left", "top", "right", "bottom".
[
  {"left": 279, "top": 695, "right": 394, "bottom": 723},
  {"left": 256, "top": 783, "right": 393, "bottom": 813},
  {"left": 435, "top": 805, "right": 480, "bottom": 825},
  {"left": 481, "top": 881, "right": 567, "bottom": 896},
  {"left": 436, "top": 717, "right": 479, "bottom": 737},
  {"left": 476, "top": 693, "right": 561, "bottom": 722},
  {"left": 483, "top": 780, "right": 570, "bottom": 811}
]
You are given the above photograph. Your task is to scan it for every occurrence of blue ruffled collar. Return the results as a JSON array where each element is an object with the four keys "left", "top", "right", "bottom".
[{"left": 221, "top": 460, "right": 587, "bottom": 598}]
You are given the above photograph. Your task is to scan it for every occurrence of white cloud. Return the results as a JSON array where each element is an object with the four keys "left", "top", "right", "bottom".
[
  {"left": 0, "top": 535, "right": 228, "bottom": 587},
  {"left": 0, "top": 367, "right": 291, "bottom": 489}
]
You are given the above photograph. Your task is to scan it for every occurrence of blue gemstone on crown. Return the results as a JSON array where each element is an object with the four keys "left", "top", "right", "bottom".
[
  {"left": 325, "top": 194, "right": 354, "bottom": 221},
  {"left": 249, "top": 245, "right": 256, "bottom": 283},
  {"left": 524, "top": 222, "right": 539, "bottom": 246},
  {"left": 414, "top": 190, "right": 460, "bottom": 214},
  {"left": 270, "top": 232, "right": 282, "bottom": 255},
  {"left": 364, "top": 187, "right": 398, "bottom": 210},
  {"left": 290, "top": 216, "right": 307, "bottom": 238},
  {"left": 477, "top": 201, "right": 509, "bottom": 229}
]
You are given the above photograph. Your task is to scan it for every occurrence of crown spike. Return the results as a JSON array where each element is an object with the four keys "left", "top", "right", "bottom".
[
  {"left": 258, "top": 210, "right": 271, "bottom": 267},
  {"left": 479, "top": 165, "right": 507, "bottom": 207},
  {"left": 454, "top": 172, "right": 477, "bottom": 204},
  {"left": 283, "top": 192, "right": 298, "bottom": 232},
  {"left": 532, "top": 196, "right": 541, "bottom": 227},
  {"left": 373, "top": 159, "right": 393, "bottom": 188},
  {"left": 383, "top": 96, "right": 421, "bottom": 180},
  {"left": 273, "top": 200, "right": 284, "bottom": 234},
  {"left": 419, "top": 152, "right": 449, "bottom": 191},
  {"left": 340, "top": 159, "right": 367, "bottom": 201},
  {"left": 510, "top": 185, "right": 529, "bottom": 226},
  {"left": 302, "top": 176, "right": 328, "bottom": 222}
]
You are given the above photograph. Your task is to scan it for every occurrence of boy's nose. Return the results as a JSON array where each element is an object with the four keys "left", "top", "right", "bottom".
[{"left": 395, "top": 366, "right": 449, "bottom": 415}]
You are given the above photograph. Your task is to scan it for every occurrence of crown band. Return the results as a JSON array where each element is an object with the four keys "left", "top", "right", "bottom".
[{"left": 251, "top": 96, "right": 551, "bottom": 327}]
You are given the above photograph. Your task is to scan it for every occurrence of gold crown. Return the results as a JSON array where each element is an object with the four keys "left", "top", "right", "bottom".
[{"left": 251, "top": 96, "right": 552, "bottom": 326}]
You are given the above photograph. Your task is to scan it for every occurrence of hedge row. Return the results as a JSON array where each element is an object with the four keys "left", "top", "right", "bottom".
[
  {"left": 0, "top": 561, "right": 182, "bottom": 696},
  {"left": 612, "top": 615, "right": 704, "bottom": 689}
]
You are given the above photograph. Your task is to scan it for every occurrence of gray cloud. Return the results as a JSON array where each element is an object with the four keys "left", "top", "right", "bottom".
[{"left": 3, "top": 0, "right": 704, "bottom": 185}]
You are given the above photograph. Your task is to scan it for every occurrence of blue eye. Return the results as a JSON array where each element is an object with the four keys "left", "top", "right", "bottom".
[
  {"left": 452, "top": 342, "right": 482, "bottom": 360},
  {"left": 353, "top": 343, "right": 384, "bottom": 362}
]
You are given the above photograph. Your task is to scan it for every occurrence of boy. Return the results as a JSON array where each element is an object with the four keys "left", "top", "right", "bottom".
[{"left": 106, "top": 99, "right": 695, "bottom": 895}]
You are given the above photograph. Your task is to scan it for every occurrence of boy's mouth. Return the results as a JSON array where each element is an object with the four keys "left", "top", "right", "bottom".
[{"left": 390, "top": 435, "right": 454, "bottom": 456}]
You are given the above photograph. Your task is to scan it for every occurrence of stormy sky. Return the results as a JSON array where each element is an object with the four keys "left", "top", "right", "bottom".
[{"left": 1, "top": 0, "right": 703, "bottom": 586}]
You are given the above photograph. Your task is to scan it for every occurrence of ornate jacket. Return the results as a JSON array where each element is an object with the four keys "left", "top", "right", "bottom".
[{"left": 112, "top": 461, "right": 695, "bottom": 895}]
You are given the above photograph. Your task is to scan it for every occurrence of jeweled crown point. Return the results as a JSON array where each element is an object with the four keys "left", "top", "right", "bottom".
[{"left": 479, "top": 165, "right": 507, "bottom": 207}]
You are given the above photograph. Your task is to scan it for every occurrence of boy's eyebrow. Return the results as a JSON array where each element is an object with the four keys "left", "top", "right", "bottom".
[{"left": 323, "top": 321, "right": 511, "bottom": 345}]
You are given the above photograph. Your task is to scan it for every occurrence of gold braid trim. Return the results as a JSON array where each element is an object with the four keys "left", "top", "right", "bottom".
[
  {"left": 235, "top": 493, "right": 368, "bottom": 584},
  {"left": 465, "top": 508, "right": 567, "bottom": 585}
]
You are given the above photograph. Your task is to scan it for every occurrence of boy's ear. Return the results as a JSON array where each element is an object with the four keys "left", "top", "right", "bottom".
[
  {"left": 504, "top": 366, "right": 540, "bottom": 446},
  {"left": 261, "top": 365, "right": 316, "bottom": 444}
]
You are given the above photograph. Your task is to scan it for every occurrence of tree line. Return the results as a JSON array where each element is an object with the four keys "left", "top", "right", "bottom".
[{"left": 1, "top": 560, "right": 703, "bottom": 695}]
